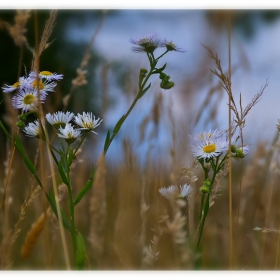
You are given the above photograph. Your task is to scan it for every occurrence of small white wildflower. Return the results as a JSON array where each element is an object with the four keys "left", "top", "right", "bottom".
[
  {"left": 31, "top": 79, "right": 57, "bottom": 96},
  {"left": 159, "top": 185, "right": 178, "bottom": 200},
  {"left": 11, "top": 88, "right": 45, "bottom": 112},
  {"left": 189, "top": 129, "right": 229, "bottom": 159},
  {"left": 159, "top": 184, "right": 192, "bottom": 200},
  {"left": 179, "top": 184, "right": 193, "bottom": 198},
  {"left": 57, "top": 123, "right": 81, "bottom": 144},
  {"left": 2, "top": 76, "right": 33, "bottom": 93},
  {"left": 74, "top": 112, "right": 103, "bottom": 134},
  {"left": 46, "top": 111, "right": 74, "bottom": 129},
  {"left": 23, "top": 120, "right": 41, "bottom": 138},
  {"left": 29, "top": 71, "right": 63, "bottom": 81},
  {"left": 160, "top": 39, "right": 186, "bottom": 53},
  {"left": 130, "top": 33, "right": 162, "bottom": 53}
]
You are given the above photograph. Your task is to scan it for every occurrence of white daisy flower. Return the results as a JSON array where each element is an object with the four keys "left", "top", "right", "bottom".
[
  {"left": 31, "top": 79, "right": 57, "bottom": 96},
  {"left": 74, "top": 112, "right": 103, "bottom": 134},
  {"left": 23, "top": 120, "right": 41, "bottom": 138},
  {"left": 29, "top": 71, "right": 64, "bottom": 81},
  {"left": 2, "top": 76, "right": 33, "bottom": 93},
  {"left": 159, "top": 184, "right": 192, "bottom": 200},
  {"left": 160, "top": 39, "right": 186, "bottom": 53},
  {"left": 2, "top": 82, "right": 20, "bottom": 93},
  {"left": 57, "top": 123, "right": 81, "bottom": 144},
  {"left": 11, "top": 88, "right": 45, "bottom": 112},
  {"left": 189, "top": 129, "right": 229, "bottom": 159},
  {"left": 130, "top": 33, "right": 162, "bottom": 53},
  {"left": 46, "top": 111, "right": 74, "bottom": 130}
]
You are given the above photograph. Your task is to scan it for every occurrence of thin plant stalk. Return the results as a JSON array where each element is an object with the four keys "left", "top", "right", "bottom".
[{"left": 227, "top": 11, "right": 233, "bottom": 270}]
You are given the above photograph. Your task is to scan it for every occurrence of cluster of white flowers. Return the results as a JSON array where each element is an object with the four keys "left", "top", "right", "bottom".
[
  {"left": 24, "top": 111, "right": 103, "bottom": 142},
  {"left": 2, "top": 71, "right": 63, "bottom": 112},
  {"left": 2, "top": 70, "right": 103, "bottom": 143}
]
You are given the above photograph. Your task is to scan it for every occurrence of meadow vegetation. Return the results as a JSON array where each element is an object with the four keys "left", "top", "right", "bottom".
[{"left": 0, "top": 10, "right": 279, "bottom": 270}]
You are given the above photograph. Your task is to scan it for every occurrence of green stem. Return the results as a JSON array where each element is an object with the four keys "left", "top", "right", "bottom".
[
  {"left": 195, "top": 192, "right": 210, "bottom": 251},
  {"left": 103, "top": 64, "right": 154, "bottom": 155},
  {"left": 194, "top": 157, "right": 222, "bottom": 268},
  {"left": 64, "top": 148, "right": 78, "bottom": 268},
  {"left": 198, "top": 193, "right": 205, "bottom": 221},
  {"left": 74, "top": 132, "right": 88, "bottom": 157},
  {"left": 67, "top": 179, "right": 77, "bottom": 267},
  {"left": 155, "top": 50, "right": 169, "bottom": 61}
]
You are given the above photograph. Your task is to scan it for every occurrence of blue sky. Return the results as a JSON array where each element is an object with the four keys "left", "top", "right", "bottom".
[{"left": 62, "top": 9, "right": 280, "bottom": 162}]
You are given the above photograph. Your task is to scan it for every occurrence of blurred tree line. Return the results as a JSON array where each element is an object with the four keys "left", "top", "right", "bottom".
[{"left": 0, "top": 10, "right": 109, "bottom": 160}]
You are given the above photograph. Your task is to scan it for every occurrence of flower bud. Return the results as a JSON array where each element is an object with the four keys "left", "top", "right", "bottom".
[
  {"left": 200, "top": 178, "right": 211, "bottom": 194},
  {"left": 140, "top": 68, "right": 148, "bottom": 75},
  {"left": 159, "top": 72, "right": 174, "bottom": 90},
  {"left": 231, "top": 145, "right": 237, "bottom": 153},
  {"left": 160, "top": 80, "right": 174, "bottom": 89},
  {"left": 16, "top": 120, "right": 25, "bottom": 128},
  {"left": 233, "top": 146, "right": 249, "bottom": 159},
  {"left": 139, "top": 68, "right": 148, "bottom": 85},
  {"left": 200, "top": 185, "right": 210, "bottom": 194},
  {"left": 235, "top": 148, "right": 245, "bottom": 158}
]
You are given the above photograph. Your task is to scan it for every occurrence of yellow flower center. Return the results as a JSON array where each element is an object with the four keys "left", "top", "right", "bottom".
[
  {"left": 40, "top": 71, "right": 52, "bottom": 76},
  {"left": 13, "top": 81, "right": 20, "bottom": 88},
  {"left": 203, "top": 143, "right": 216, "bottom": 153},
  {"left": 33, "top": 80, "right": 44, "bottom": 90},
  {"left": 23, "top": 94, "right": 36, "bottom": 105},
  {"left": 82, "top": 121, "right": 92, "bottom": 129},
  {"left": 53, "top": 122, "right": 66, "bottom": 130}
]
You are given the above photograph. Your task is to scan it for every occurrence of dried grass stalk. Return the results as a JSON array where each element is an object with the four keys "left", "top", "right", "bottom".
[
  {"left": 31, "top": 10, "right": 57, "bottom": 71},
  {"left": 0, "top": 10, "right": 31, "bottom": 47},
  {"left": 203, "top": 44, "right": 268, "bottom": 138}
]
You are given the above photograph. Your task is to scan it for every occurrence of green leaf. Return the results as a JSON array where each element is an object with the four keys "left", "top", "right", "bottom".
[
  {"left": 113, "top": 115, "right": 125, "bottom": 135},
  {"left": 58, "top": 160, "right": 69, "bottom": 185},
  {"left": 0, "top": 121, "right": 11, "bottom": 141},
  {"left": 138, "top": 82, "right": 151, "bottom": 99},
  {"left": 14, "top": 135, "right": 36, "bottom": 175},
  {"left": 103, "top": 130, "right": 111, "bottom": 152},
  {"left": 75, "top": 229, "right": 87, "bottom": 269},
  {"left": 74, "top": 166, "right": 95, "bottom": 206},
  {"left": 14, "top": 134, "right": 25, "bottom": 154},
  {"left": 68, "top": 147, "right": 74, "bottom": 166},
  {"left": 48, "top": 190, "right": 71, "bottom": 231},
  {"left": 152, "top": 62, "right": 167, "bottom": 74}
]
